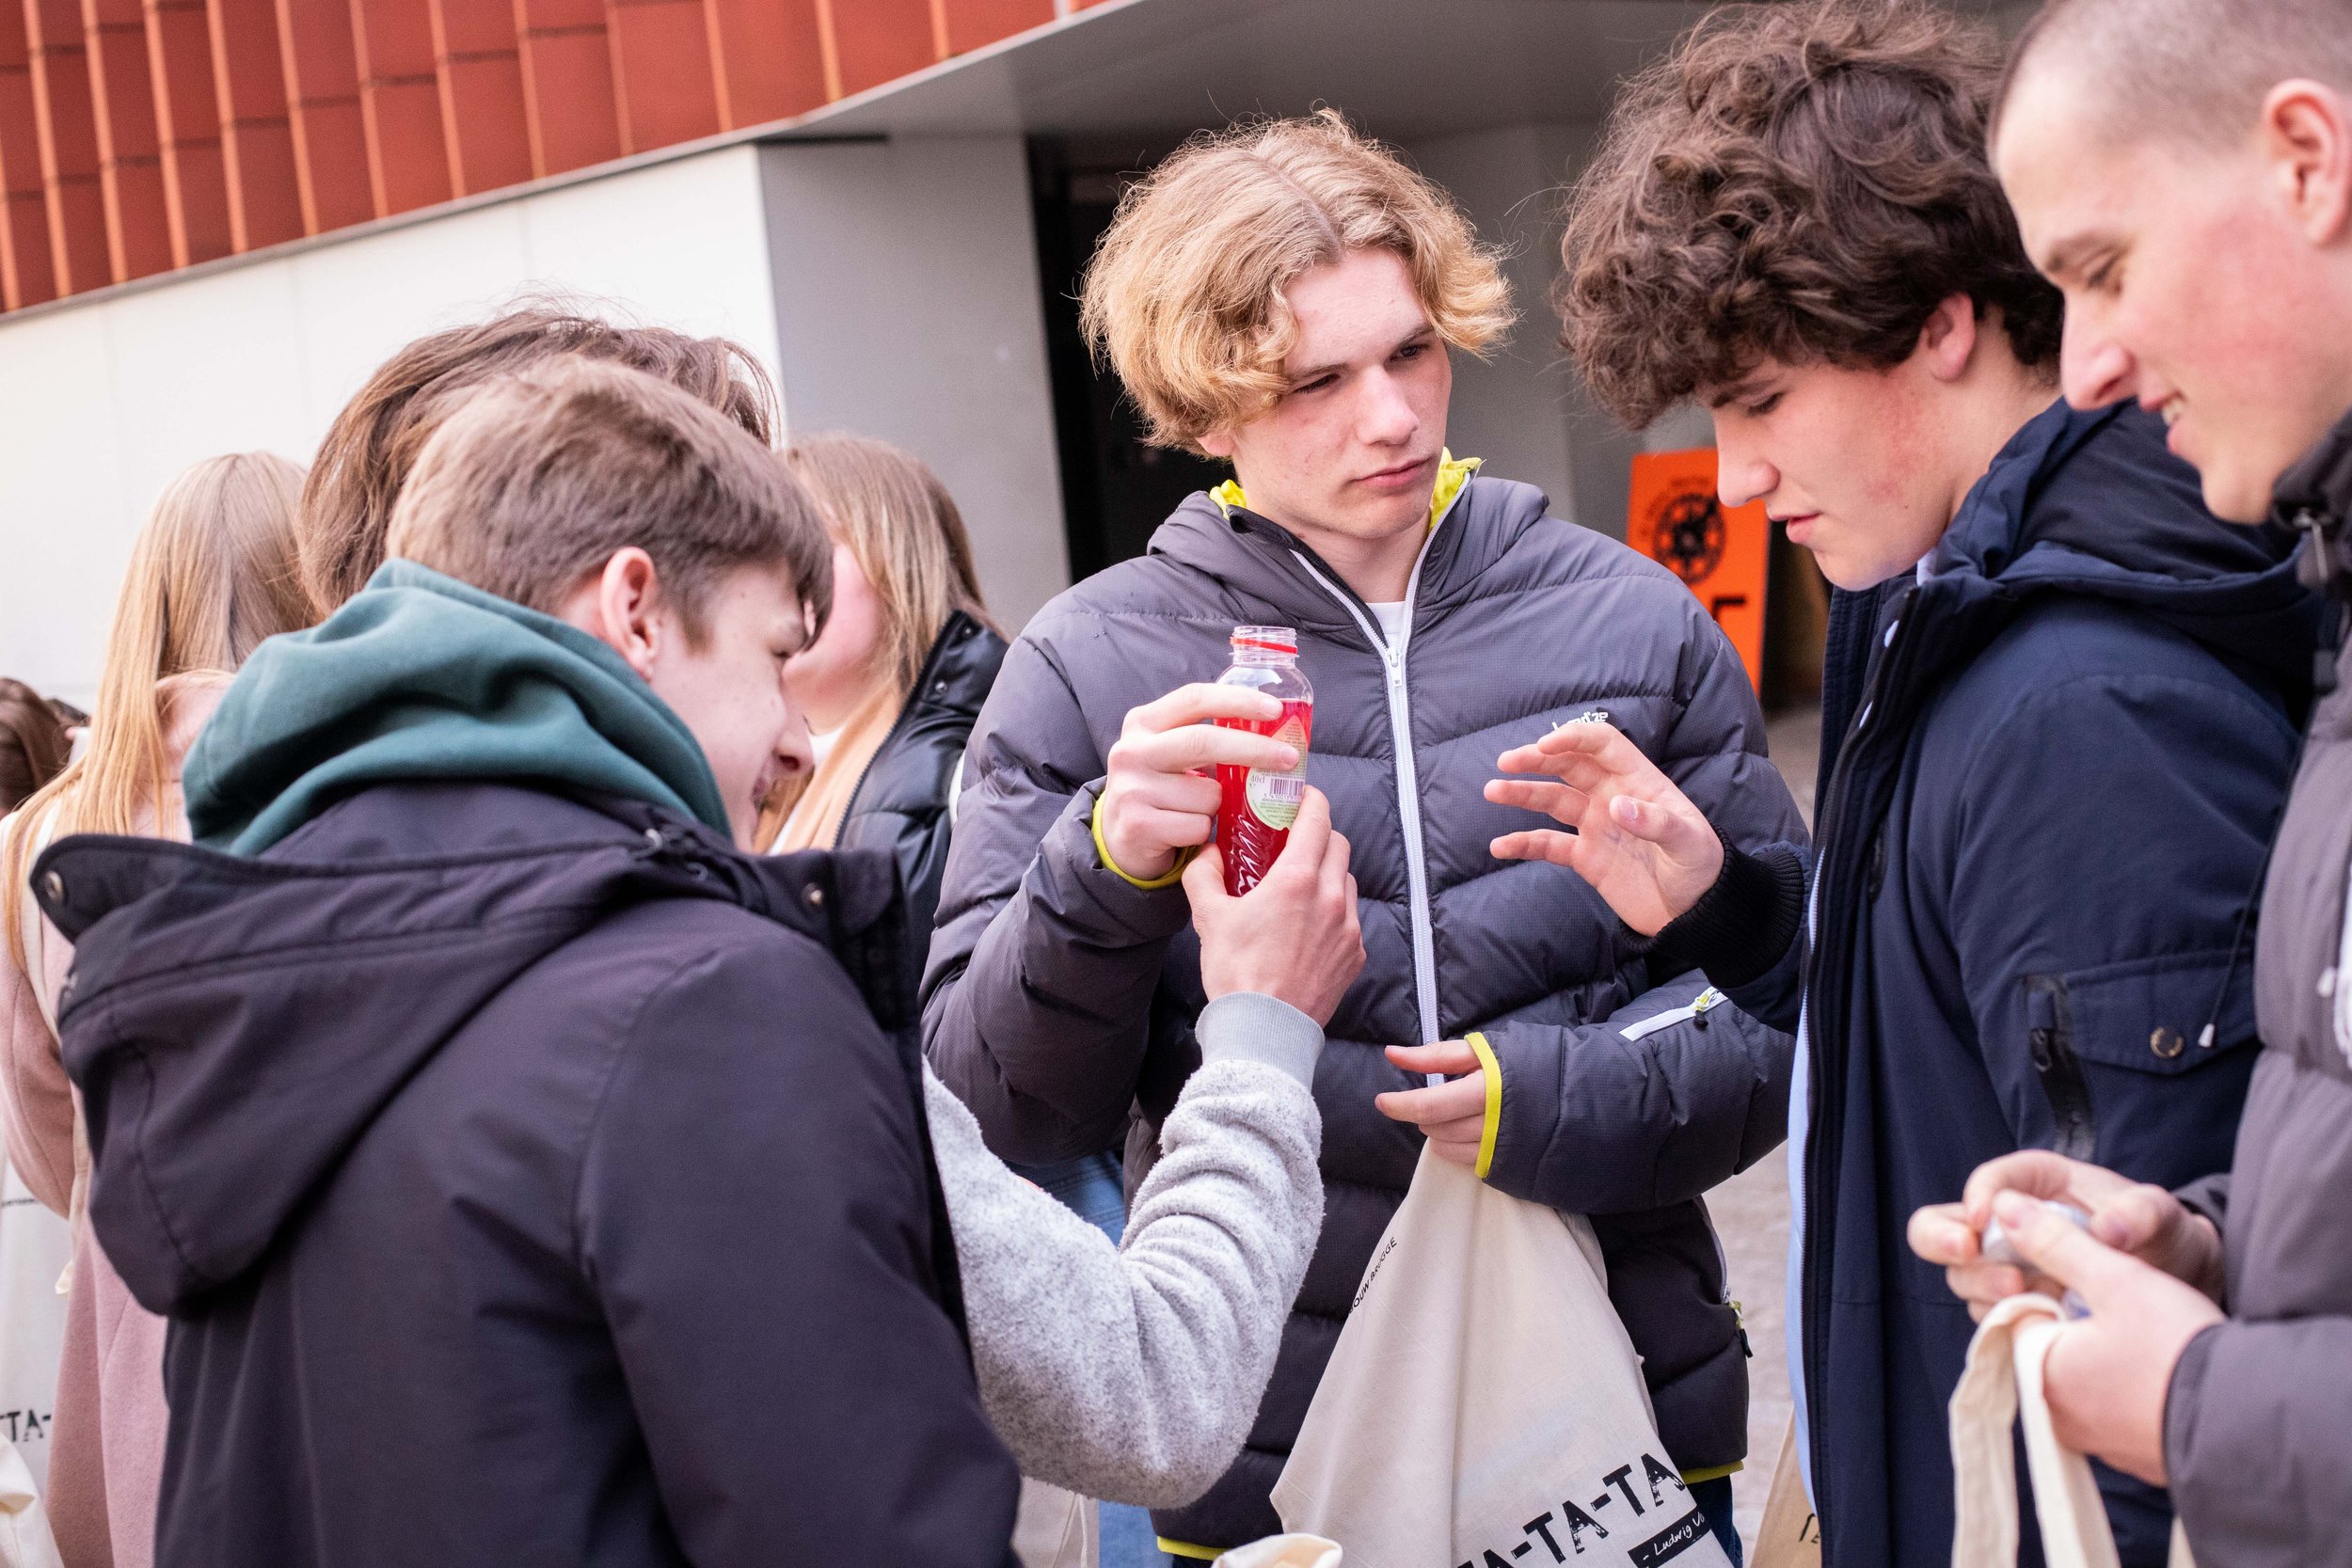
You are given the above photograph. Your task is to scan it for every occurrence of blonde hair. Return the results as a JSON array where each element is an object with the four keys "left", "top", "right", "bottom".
[
  {"left": 1079, "top": 110, "right": 1517, "bottom": 452},
  {"left": 5, "top": 452, "right": 311, "bottom": 972},
  {"left": 788, "top": 434, "right": 995, "bottom": 698},
  {"left": 761, "top": 435, "right": 996, "bottom": 853}
]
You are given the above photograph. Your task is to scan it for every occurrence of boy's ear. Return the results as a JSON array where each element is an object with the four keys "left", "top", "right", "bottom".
[
  {"left": 1918, "top": 293, "right": 1981, "bottom": 385},
  {"left": 556, "top": 548, "right": 667, "bottom": 679},
  {"left": 2262, "top": 81, "right": 2352, "bottom": 248}
]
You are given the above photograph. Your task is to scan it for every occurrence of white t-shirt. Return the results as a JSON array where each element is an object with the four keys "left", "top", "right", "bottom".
[{"left": 1369, "top": 600, "right": 1407, "bottom": 648}]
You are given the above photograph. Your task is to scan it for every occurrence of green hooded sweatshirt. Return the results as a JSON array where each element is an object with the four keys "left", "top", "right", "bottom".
[{"left": 185, "top": 560, "right": 733, "bottom": 855}]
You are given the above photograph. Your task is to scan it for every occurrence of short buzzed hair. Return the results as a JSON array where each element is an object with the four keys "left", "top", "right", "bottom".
[
  {"left": 2001, "top": 0, "right": 2352, "bottom": 151},
  {"left": 386, "top": 357, "right": 830, "bottom": 643}
]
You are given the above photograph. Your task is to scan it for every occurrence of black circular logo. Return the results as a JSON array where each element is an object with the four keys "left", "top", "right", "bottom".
[{"left": 1650, "top": 490, "right": 1725, "bottom": 585}]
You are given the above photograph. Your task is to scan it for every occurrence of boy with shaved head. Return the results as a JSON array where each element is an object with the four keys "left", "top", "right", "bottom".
[
  {"left": 1908, "top": 2, "right": 2352, "bottom": 1564},
  {"left": 1545, "top": 2, "right": 2316, "bottom": 1562}
]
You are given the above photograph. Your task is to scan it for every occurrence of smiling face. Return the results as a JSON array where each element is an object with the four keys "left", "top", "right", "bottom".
[
  {"left": 1199, "top": 247, "right": 1453, "bottom": 599},
  {"left": 1995, "top": 65, "right": 2352, "bottom": 521},
  {"left": 560, "top": 548, "right": 817, "bottom": 848},
  {"left": 648, "top": 562, "right": 818, "bottom": 847}
]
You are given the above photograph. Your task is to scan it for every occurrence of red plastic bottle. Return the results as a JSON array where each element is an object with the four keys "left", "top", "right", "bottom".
[{"left": 1214, "top": 625, "right": 1314, "bottom": 896}]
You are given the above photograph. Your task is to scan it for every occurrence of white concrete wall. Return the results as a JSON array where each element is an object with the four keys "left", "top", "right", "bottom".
[
  {"left": 1404, "top": 122, "right": 1645, "bottom": 540},
  {"left": 0, "top": 146, "right": 781, "bottom": 707},
  {"left": 758, "top": 135, "right": 1070, "bottom": 630}
]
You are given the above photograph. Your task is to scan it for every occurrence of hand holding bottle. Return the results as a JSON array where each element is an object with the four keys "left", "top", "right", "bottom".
[{"left": 1184, "top": 787, "right": 1363, "bottom": 1026}]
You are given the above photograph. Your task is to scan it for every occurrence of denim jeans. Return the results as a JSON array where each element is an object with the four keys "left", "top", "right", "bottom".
[{"left": 1687, "top": 1475, "right": 1743, "bottom": 1567}]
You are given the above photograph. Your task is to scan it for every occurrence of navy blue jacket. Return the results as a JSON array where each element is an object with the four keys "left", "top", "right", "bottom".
[
  {"left": 1671, "top": 402, "right": 2317, "bottom": 1567},
  {"left": 35, "top": 783, "right": 1022, "bottom": 1568}
]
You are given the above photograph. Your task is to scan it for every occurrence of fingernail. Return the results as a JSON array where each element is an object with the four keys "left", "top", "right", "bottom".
[
  {"left": 1612, "top": 797, "right": 1641, "bottom": 825},
  {"left": 1279, "top": 747, "right": 1300, "bottom": 767},
  {"left": 1992, "top": 1191, "right": 2032, "bottom": 1225}
]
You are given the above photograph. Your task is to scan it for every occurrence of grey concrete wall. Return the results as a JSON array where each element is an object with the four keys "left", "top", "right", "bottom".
[
  {"left": 759, "top": 136, "right": 1073, "bottom": 631},
  {"left": 1404, "top": 122, "right": 1645, "bottom": 540}
]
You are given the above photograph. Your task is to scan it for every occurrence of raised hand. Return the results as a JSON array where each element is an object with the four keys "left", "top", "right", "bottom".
[
  {"left": 1485, "top": 720, "right": 1723, "bottom": 935},
  {"left": 1097, "top": 683, "right": 1300, "bottom": 882},
  {"left": 1184, "top": 787, "right": 1364, "bottom": 1025}
]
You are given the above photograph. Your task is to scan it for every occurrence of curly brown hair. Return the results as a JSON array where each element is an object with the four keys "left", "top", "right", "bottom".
[{"left": 1558, "top": 0, "right": 2062, "bottom": 429}]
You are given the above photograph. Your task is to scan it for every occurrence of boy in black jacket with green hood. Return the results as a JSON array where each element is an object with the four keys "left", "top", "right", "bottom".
[{"left": 35, "top": 358, "right": 1024, "bottom": 1567}]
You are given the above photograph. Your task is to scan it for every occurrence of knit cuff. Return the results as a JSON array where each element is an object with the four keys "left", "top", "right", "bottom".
[
  {"left": 1195, "top": 992, "right": 1323, "bottom": 1088},
  {"left": 1643, "top": 836, "right": 1805, "bottom": 990}
]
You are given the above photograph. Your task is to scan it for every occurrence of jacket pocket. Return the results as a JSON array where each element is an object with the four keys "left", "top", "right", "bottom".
[
  {"left": 2023, "top": 975, "right": 2097, "bottom": 1161},
  {"left": 2022, "top": 950, "right": 2258, "bottom": 1158}
]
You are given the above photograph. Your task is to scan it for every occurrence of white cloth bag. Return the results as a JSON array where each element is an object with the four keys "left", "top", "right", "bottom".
[
  {"left": 1949, "top": 1293, "right": 2193, "bottom": 1568},
  {"left": 0, "top": 1439, "right": 60, "bottom": 1568},
  {"left": 0, "top": 810, "right": 70, "bottom": 1495},
  {"left": 1273, "top": 1146, "right": 1733, "bottom": 1568},
  {"left": 1011, "top": 1477, "right": 1097, "bottom": 1568},
  {"left": 0, "top": 1162, "right": 66, "bottom": 1496},
  {"left": 1218, "top": 1536, "right": 1342, "bottom": 1567}
]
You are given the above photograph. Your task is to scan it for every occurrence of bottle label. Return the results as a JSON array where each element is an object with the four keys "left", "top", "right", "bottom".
[{"left": 1247, "top": 714, "right": 1310, "bottom": 829}]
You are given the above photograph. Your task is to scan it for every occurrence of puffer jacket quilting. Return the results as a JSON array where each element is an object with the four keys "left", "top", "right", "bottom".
[
  {"left": 922, "top": 472, "right": 1807, "bottom": 1546},
  {"left": 2165, "top": 404, "right": 2352, "bottom": 1568}
]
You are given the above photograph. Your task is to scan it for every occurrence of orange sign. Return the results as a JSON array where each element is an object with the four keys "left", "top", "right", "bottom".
[{"left": 1628, "top": 449, "right": 1769, "bottom": 690}]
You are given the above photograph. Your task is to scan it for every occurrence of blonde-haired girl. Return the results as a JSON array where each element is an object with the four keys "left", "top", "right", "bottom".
[
  {"left": 0, "top": 451, "right": 310, "bottom": 1568},
  {"left": 762, "top": 433, "right": 1002, "bottom": 925}
]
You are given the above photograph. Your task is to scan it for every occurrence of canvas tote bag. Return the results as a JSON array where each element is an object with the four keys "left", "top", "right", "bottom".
[
  {"left": 0, "top": 810, "right": 71, "bottom": 1495},
  {"left": 1949, "top": 1293, "right": 2193, "bottom": 1568},
  {"left": 1273, "top": 1146, "right": 1734, "bottom": 1568},
  {"left": 1217, "top": 1536, "right": 1343, "bottom": 1567},
  {"left": 1010, "top": 1478, "right": 1097, "bottom": 1568},
  {"left": 1747, "top": 1415, "right": 1820, "bottom": 1568}
]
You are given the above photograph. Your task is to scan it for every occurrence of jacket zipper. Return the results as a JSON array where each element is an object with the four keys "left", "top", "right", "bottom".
[
  {"left": 1617, "top": 987, "right": 1724, "bottom": 1041},
  {"left": 1284, "top": 526, "right": 1454, "bottom": 1082},
  {"left": 1799, "top": 579, "right": 1918, "bottom": 1512}
]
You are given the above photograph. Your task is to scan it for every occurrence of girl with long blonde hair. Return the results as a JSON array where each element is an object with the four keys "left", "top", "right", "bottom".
[
  {"left": 0, "top": 451, "right": 310, "bottom": 1568},
  {"left": 762, "top": 434, "right": 1002, "bottom": 926}
]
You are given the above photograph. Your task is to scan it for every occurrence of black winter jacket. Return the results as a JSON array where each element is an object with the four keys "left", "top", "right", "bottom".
[
  {"left": 837, "top": 610, "right": 1008, "bottom": 942},
  {"left": 922, "top": 470, "right": 1807, "bottom": 1549},
  {"left": 1671, "top": 402, "right": 2316, "bottom": 1567},
  {"left": 37, "top": 784, "right": 1022, "bottom": 1568}
]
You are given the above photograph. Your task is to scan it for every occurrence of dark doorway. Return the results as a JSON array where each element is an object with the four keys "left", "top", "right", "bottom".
[{"left": 1030, "top": 138, "right": 1231, "bottom": 581}]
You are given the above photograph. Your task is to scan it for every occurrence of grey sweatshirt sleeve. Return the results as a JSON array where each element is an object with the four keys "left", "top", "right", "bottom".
[{"left": 929, "top": 990, "right": 1325, "bottom": 1509}]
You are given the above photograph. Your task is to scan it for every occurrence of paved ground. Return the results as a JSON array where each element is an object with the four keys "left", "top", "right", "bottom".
[{"left": 1721, "top": 704, "right": 1820, "bottom": 1549}]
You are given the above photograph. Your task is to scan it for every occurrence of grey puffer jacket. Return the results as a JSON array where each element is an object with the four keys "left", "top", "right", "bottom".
[
  {"left": 924, "top": 470, "right": 1807, "bottom": 1549},
  {"left": 2167, "top": 406, "right": 2352, "bottom": 1568}
]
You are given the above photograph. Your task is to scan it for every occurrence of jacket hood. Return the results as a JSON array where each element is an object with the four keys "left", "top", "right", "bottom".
[
  {"left": 1142, "top": 458, "right": 1551, "bottom": 632},
  {"left": 1927, "top": 400, "right": 2318, "bottom": 686},
  {"left": 2272, "top": 401, "right": 2352, "bottom": 596},
  {"left": 184, "top": 560, "right": 731, "bottom": 855},
  {"left": 31, "top": 786, "right": 916, "bottom": 1314}
]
